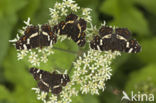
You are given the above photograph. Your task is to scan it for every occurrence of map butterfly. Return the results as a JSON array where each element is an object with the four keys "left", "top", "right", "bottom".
[
  {"left": 53, "top": 13, "right": 87, "bottom": 47},
  {"left": 29, "top": 68, "right": 70, "bottom": 95},
  {"left": 90, "top": 26, "right": 141, "bottom": 53},
  {"left": 16, "top": 24, "right": 57, "bottom": 50}
]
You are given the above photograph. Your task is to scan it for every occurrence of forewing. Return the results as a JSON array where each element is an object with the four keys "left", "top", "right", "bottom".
[
  {"left": 29, "top": 68, "right": 52, "bottom": 81},
  {"left": 115, "top": 28, "right": 131, "bottom": 40},
  {"left": 16, "top": 26, "right": 39, "bottom": 50},
  {"left": 65, "top": 13, "right": 78, "bottom": 22},
  {"left": 99, "top": 26, "right": 113, "bottom": 37}
]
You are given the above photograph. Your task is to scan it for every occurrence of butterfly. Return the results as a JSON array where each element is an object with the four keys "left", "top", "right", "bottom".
[
  {"left": 29, "top": 67, "right": 70, "bottom": 95},
  {"left": 16, "top": 24, "right": 57, "bottom": 50},
  {"left": 90, "top": 26, "right": 141, "bottom": 53},
  {"left": 53, "top": 13, "right": 87, "bottom": 47}
]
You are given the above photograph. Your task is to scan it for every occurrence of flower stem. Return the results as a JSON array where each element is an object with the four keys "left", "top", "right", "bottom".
[{"left": 53, "top": 46, "right": 78, "bottom": 54}]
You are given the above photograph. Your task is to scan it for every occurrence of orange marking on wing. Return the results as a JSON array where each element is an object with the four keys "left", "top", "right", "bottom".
[
  {"left": 26, "top": 28, "right": 30, "bottom": 34},
  {"left": 49, "top": 32, "right": 53, "bottom": 36},
  {"left": 48, "top": 26, "right": 51, "bottom": 31},
  {"left": 23, "top": 36, "right": 26, "bottom": 41}
]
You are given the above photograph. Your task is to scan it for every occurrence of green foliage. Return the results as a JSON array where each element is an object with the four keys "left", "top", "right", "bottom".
[
  {"left": 0, "top": 0, "right": 26, "bottom": 66},
  {"left": 100, "top": 0, "right": 150, "bottom": 37},
  {"left": 77, "top": 0, "right": 100, "bottom": 25},
  {"left": 71, "top": 94, "right": 99, "bottom": 103},
  {"left": 138, "top": 38, "right": 156, "bottom": 64},
  {"left": 125, "top": 64, "right": 156, "bottom": 96},
  {"left": 18, "top": 0, "right": 40, "bottom": 20},
  {"left": 134, "top": 0, "right": 156, "bottom": 15},
  {"left": 2, "top": 48, "right": 37, "bottom": 103},
  {"left": 0, "top": 85, "right": 12, "bottom": 102},
  {"left": 0, "top": 0, "right": 156, "bottom": 103},
  {"left": 39, "top": 40, "right": 78, "bottom": 71}
]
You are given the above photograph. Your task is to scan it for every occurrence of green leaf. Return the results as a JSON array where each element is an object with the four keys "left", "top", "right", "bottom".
[
  {"left": 12, "top": 85, "right": 39, "bottom": 103},
  {"left": 77, "top": 0, "right": 100, "bottom": 25},
  {"left": 82, "top": 95, "right": 99, "bottom": 103},
  {"left": 100, "top": 88, "right": 121, "bottom": 103},
  {"left": 0, "top": 85, "right": 15, "bottom": 103},
  {"left": 71, "top": 95, "right": 83, "bottom": 103},
  {"left": 33, "top": 0, "right": 57, "bottom": 24},
  {"left": 100, "top": 0, "right": 150, "bottom": 36},
  {"left": 134, "top": 0, "right": 156, "bottom": 15},
  {"left": 18, "top": 0, "right": 40, "bottom": 20},
  {"left": 125, "top": 64, "right": 156, "bottom": 96},
  {"left": 0, "top": 0, "right": 27, "bottom": 66},
  {"left": 111, "top": 54, "right": 130, "bottom": 73},
  {"left": 0, "top": 17, "right": 14, "bottom": 66},
  {"left": 3, "top": 48, "right": 39, "bottom": 103},
  {"left": 72, "top": 94, "right": 99, "bottom": 103},
  {"left": 138, "top": 37, "right": 156, "bottom": 64},
  {"left": 40, "top": 40, "right": 78, "bottom": 72},
  {"left": 0, "top": 85, "right": 11, "bottom": 100},
  {"left": 0, "top": 0, "right": 26, "bottom": 18}
]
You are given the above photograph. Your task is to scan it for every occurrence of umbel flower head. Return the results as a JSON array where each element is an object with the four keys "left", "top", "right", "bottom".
[
  {"left": 32, "top": 49, "right": 120, "bottom": 103},
  {"left": 73, "top": 49, "right": 121, "bottom": 95}
]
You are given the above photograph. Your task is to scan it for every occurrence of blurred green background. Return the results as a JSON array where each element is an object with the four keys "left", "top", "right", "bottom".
[{"left": 0, "top": 0, "right": 156, "bottom": 103}]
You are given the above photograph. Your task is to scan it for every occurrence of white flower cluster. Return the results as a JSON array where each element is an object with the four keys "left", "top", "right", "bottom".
[
  {"left": 86, "top": 21, "right": 107, "bottom": 41},
  {"left": 10, "top": 0, "right": 124, "bottom": 102},
  {"left": 32, "top": 88, "right": 49, "bottom": 103},
  {"left": 33, "top": 49, "right": 120, "bottom": 103},
  {"left": 72, "top": 49, "right": 121, "bottom": 95},
  {"left": 82, "top": 8, "right": 92, "bottom": 22},
  {"left": 57, "top": 35, "right": 71, "bottom": 42},
  {"left": 9, "top": 18, "right": 55, "bottom": 66},
  {"left": 49, "top": 0, "right": 80, "bottom": 26},
  {"left": 58, "top": 82, "right": 78, "bottom": 103},
  {"left": 86, "top": 23, "right": 98, "bottom": 41}
]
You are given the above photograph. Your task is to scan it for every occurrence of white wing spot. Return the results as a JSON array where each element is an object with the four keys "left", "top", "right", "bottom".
[
  {"left": 42, "top": 80, "right": 49, "bottom": 87},
  {"left": 37, "top": 69, "right": 40, "bottom": 73},
  {"left": 128, "top": 48, "right": 133, "bottom": 53},
  {"left": 23, "top": 44, "right": 27, "bottom": 50},
  {"left": 42, "top": 32, "right": 50, "bottom": 41},
  {"left": 126, "top": 42, "right": 129, "bottom": 48},
  {"left": 102, "top": 34, "right": 112, "bottom": 39},
  {"left": 27, "top": 39, "right": 30, "bottom": 44},
  {"left": 39, "top": 74, "right": 42, "bottom": 79},
  {"left": 100, "top": 39, "right": 103, "bottom": 45},
  {"left": 97, "top": 45, "right": 101, "bottom": 51},
  {"left": 116, "top": 34, "right": 127, "bottom": 41},
  {"left": 53, "top": 85, "right": 60, "bottom": 89},
  {"left": 61, "top": 79, "right": 63, "bottom": 84},
  {"left": 29, "top": 33, "right": 38, "bottom": 38}
]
